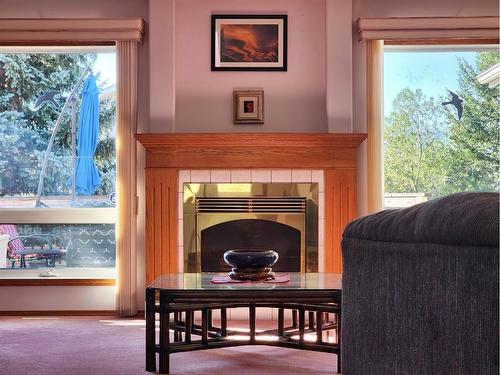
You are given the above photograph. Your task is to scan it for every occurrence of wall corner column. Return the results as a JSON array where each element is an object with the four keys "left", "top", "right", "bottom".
[{"left": 326, "top": 0, "right": 353, "bottom": 133}]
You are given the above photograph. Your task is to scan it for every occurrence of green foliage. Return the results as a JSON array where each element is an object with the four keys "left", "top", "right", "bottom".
[
  {"left": 385, "top": 51, "right": 499, "bottom": 198},
  {"left": 0, "top": 117, "right": 72, "bottom": 195},
  {"left": 446, "top": 52, "right": 499, "bottom": 192},
  {"left": 384, "top": 88, "right": 451, "bottom": 196},
  {"left": 0, "top": 53, "right": 116, "bottom": 198},
  {"left": 94, "top": 97, "right": 116, "bottom": 196}
]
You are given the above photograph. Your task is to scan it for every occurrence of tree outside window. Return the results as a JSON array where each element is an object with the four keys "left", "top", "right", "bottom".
[{"left": 384, "top": 50, "right": 499, "bottom": 207}]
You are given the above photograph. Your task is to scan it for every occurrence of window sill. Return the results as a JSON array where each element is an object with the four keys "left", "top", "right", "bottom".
[
  {"left": 0, "top": 268, "right": 116, "bottom": 286},
  {"left": 0, "top": 278, "right": 115, "bottom": 286}
]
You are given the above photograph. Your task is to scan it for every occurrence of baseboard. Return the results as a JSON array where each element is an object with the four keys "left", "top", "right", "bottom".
[{"left": 0, "top": 310, "right": 117, "bottom": 316}]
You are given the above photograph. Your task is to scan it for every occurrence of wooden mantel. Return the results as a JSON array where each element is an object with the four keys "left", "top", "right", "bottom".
[{"left": 136, "top": 133, "right": 367, "bottom": 283}]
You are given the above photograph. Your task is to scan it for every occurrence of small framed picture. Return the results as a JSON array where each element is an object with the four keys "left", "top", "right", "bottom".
[
  {"left": 212, "top": 15, "right": 287, "bottom": 71},
  {"left": 233, "top": 90, "right": 264, "bottom": 124}
]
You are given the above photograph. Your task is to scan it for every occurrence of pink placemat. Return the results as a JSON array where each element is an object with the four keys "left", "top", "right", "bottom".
[{"left": 210, "top": 273, "right": 291, "bottom": 284}]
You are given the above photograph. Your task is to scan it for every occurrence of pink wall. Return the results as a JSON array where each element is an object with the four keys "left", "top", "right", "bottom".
[
  {"left": 174, "top": 0, "right": 327, "bottom": 133},
  {"left": 2, "top": 0, "right": 499, "bottom": 307},
  {"left": 149, "top": 0, "right": 175, "bottom": 133},
  {"left": 0, "top": 0, "right": 146, "bottom": 17},
  {"left": 326, "top": 0, "right": 353, "bottom": 132},
  {"left": 353, "top": 0, "right": 498, "bottom": 18}
]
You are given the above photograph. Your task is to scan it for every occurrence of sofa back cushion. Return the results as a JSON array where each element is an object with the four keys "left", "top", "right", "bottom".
[{"left": 343, "top": 192, "right": 499, "bottom": 246}]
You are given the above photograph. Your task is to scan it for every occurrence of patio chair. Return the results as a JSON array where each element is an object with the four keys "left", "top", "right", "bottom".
[
  {"left": 0, "top": 234, "right": 9, "bottom": 268},
  {"left": 0, "top": 224, "right": 67, "bottom": 268}
]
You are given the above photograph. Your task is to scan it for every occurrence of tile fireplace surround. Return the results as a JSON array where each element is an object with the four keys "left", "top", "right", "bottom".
[
  {"left": 136, "top": 133, "right": 367, "bottom": 285},
  {"left": 179, "top": 172, "right": 322, "bottom": 273}
]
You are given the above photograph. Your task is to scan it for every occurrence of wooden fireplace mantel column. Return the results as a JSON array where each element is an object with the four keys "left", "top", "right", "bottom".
[{"left": 136, "top": 133, "right": 367, "bottom": 283}]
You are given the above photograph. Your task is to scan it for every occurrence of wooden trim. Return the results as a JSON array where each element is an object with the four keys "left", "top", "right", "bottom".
[
  {"left": 367, "top": 40, "right": 384, "bottom": 213},
  {"left": 0, "top": 41, "right": 115, "bottom": 47},
  {"left": 0, "top": 310, "right": 116, "bottom": 316},
  {"left": 136, "top": 133, "right": 367, "bottom": 169},
  {"left": 0, "top": 208, "right": 116, "bottom": 224},
  {"left": 357, "top": 16, "right": 499, "bottom": 41},
  {"left": 115, "top": 41, "right": 138, "bottom": 316},
  {"left": 0, "top": 18, "right": 144, "bottom": 43},
  {"left": 384, "top": 38, "right": 499, "bottom": 46},
  {"left": 358, "top": 16, "right": 499, "bottom": 29},
  {"left": 136, "top": 133, "right": 367, "bottom": 149},
  {"left": 325, "top": 169, "right": 356, "bottom": 273},
  {"left": 137, "top": 133, "right": 366, "bottom": 280},
  {"left": 146, "top": 169, "right": 178, "bottom": 284},
  {"left": 0, "top": 279, "right": 116, "bottom": 286}
]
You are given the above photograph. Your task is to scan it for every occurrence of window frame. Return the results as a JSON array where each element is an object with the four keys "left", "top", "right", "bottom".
[
  {"left": 0, "top": 19, "right": 143, "bottom": 302},
  {"left": 381, "top": 43, "right": 499, "bottom": 208},
  {"left": 0, "top": 46, "right": 118, "bottom": 281},
  {"left": 357, "top": 16, "right": 500, "bottom": 213}
]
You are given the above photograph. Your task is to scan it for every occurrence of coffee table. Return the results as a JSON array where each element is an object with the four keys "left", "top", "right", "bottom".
[{"left": 146, "top": 272, "right": 342, "bottom": 374}]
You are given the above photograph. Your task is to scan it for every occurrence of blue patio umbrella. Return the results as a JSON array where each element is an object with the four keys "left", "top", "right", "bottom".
[{"left": 74, "top": 75, "right": 101, "bottom": 195}]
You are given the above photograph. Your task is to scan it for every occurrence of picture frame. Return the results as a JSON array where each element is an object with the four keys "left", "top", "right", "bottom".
[
  {"left": 212, "top": 15, "right": 287, "bottom": 71},
  {"left": 233, "top": 90, "right": 264, "bottom": 124}
]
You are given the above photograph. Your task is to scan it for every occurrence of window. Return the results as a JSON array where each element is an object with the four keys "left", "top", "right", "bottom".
[
  {"left": 383, "top": 45, "right": 499, "bottom": 208},
  {"left": 0, "top": 46, "right": 117, "bottom": 277}
]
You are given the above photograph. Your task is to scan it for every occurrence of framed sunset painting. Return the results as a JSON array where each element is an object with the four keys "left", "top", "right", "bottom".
[{"left": 211, "top": 15, "right": 288, "bottom": 71}]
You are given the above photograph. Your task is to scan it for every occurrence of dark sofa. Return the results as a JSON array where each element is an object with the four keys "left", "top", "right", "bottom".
[{"left": 341, "top": 192, "right": 499, "bottom": 375}]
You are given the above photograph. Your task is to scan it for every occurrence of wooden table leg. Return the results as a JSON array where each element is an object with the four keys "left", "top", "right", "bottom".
[
  {"left": 173, "top": 312, "right": 181, "bottom": 342},
  {"left": 207, "top": 309, "right": 213, "bottom": 331},
  {"left": 145, "top": 288, "right": 156, "bottom": 372},
  {"left": 159, "top": 292, "right": 170, "bottom": 374},
  {"left": 185, "top": 310, "right": 192, "bottom": 344},
  {"left": 221, "top": 308, "right": 227, "bottom": 337},
  {"left": 316, "top": 311, "right": 323, "bottom": 344},
  {"left": 298, "top": 307, "right": 305, "bottom": 346},
  {"left": 201, "top": 308, "right": 208, "bottom": 345},
  {"left": 292, "top": 310, "right": 298, "bottom": 328},
  {"left": 278, "top": 307, "right": 284, "bottom": 337},
  {"left": 308, "top": 311, "right": 315, "bottom": 330},
  {"left": 249, "top": 303, "right": 256, "bottom": 343}
]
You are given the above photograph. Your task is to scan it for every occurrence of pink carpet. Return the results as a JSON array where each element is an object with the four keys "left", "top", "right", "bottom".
[{"left": 0, "top": 316, "right": 338, "bottom": 375}]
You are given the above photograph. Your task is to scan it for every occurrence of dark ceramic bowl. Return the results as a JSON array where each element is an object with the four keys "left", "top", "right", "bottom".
[{"left": 223, "top": 249, "right": 279, "bottom": 269}]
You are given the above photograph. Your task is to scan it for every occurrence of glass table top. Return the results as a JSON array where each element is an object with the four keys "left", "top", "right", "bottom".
[{"left": 148, "top": 273, "right": 342, "bottom": 291}]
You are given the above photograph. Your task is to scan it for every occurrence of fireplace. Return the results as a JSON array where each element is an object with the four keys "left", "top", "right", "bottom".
[
  {"left": 136, "top": 133, "right": 366, "bottom": 283},
  {"left": 183, "top": 183, "right": 318, "bottom": 273}
]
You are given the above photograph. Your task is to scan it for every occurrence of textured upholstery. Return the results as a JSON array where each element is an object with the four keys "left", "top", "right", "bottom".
[
  {"left": 343, "top": 192, "right": 498, "bottom": 246},
  {"left": 341, "top": 192, "right": 499, "bottom": 375}
]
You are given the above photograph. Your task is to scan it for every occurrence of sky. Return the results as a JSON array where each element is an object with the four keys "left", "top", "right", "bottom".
[
  {"left": 383, "top": 51, "right": 477, "bottom": 117},
  {"left": 97, "top": 49, "right": 485, "bottom": 113},
  {"left": 97, "top": 49, "right": 479, "bottom": 110},
  {"left": 94, "top": 53, "right": 116, "bottom": 87}
]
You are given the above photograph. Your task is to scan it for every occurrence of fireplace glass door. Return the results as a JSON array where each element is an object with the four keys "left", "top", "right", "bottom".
[{"left": 183, "top": 183, "right": 318, "bottom": 273}]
